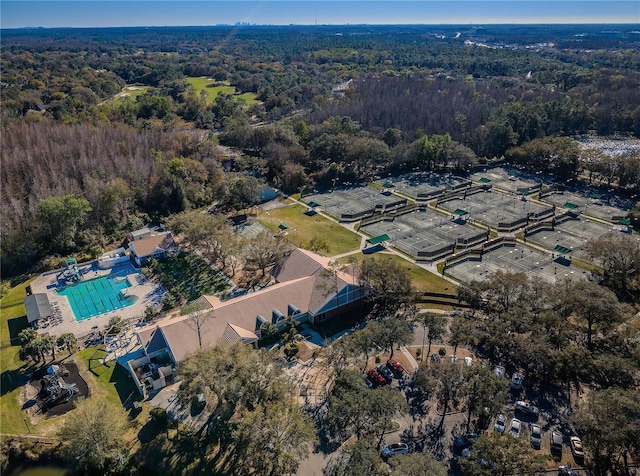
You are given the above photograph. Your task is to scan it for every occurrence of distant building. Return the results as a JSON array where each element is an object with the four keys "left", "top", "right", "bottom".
[{"left": 128, "top": 231, "right": 178, "bottom": 266}]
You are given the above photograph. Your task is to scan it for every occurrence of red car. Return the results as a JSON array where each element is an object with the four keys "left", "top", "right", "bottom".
[
  {"left": 367, "top": 368, "right": 387, "bottom": 387},
  {"left": 387, "top": 358, "right": 405, "bottom": 375}
]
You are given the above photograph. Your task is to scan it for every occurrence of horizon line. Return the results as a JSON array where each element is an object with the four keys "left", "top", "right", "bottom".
[{"left": 4, "top": 22, "right": 640, "bottom": 29}]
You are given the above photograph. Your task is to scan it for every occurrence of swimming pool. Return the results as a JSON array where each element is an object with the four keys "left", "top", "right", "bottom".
[{"left": 56, "top": 274, "right": 138, "bottom": 321}]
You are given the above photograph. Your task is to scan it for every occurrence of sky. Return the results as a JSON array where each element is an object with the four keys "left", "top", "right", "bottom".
[{"left": 1, "top": 1, "right": 639, "bottom": 28}]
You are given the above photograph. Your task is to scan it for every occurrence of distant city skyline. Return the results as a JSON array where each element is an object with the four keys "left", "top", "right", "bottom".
[{"left": 1, "top": 1, "right": 639, "bottom": 29}]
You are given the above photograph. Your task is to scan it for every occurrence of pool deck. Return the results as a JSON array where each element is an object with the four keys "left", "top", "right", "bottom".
[{"left": 29, "top": 261, "right": 163, "bottom": 339}]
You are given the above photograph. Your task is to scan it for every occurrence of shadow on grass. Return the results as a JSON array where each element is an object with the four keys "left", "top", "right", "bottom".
[
  {"left": 109, "top": 360, "right": 139, "bottom": 408},
  {"left": 1, "top": 369, "right": 25, "bottom": 396},
  {"left": 7, "top": 316, "right": 29, "bottom": 343}
]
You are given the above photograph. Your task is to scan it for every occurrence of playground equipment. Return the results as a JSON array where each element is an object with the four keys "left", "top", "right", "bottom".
[
  {"left": 57, "top": 258, "right": 82, "bottom": 283},
  {"left": 39, "top": 365, "right": 79, "bottom": 406}
]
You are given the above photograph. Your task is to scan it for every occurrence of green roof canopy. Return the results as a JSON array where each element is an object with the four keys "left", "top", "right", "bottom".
[
  {"left": 383, "top": 181, "right": 394, "bottom": 188},
  {"left": 478, "top": 177, "right": 490, "bottom": 183},
  {"left": 454, "top": 209, "right": 468, "bottom": 216},
  {"left": 553, "top": 245, "right": 571, "bottom": 255},
  {"left": 366, "top": 234, "right": 390, "bottom": 245},
  {"left": 619, "top": 218, "right": 631, "bottom": 225},
  {"left": 591, "top": 192, "right": 603, "bottom": 199},
  {"left": 278, "top": 223, "right": 288, "bottom": 230},
  {"left": 518, "top": 188, "right": 529, "bottom": 195},
  {"left": 563, "top": 202, "right": 578, "bottom": 209},
  {"left": 307, "top": 201, "right": 320, "bottom": 208}
]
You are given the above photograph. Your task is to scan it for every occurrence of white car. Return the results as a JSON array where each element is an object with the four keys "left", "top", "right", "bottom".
[
  {"left": 515, "top": 400, "right": 540, "bottom": 416},
  {"left": 494, "top": 414, "right": 506, "bottom": 433},
  {"left": 511, "top": 372, "right": 523, "bottom": 389},
  {"left": 494, "top": 365, "right": 505, "bottom": 378},
  {"left": 510, "top": 418, "right": 521, "bottom": 438}
]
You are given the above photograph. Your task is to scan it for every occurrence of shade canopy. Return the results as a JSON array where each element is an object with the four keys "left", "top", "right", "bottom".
[
  {"left": 553, "top": 245, "right": 572, "bottom": 255},
  {"left": 366, "top": 234, "right": 390, "bottom": 245},
  {"left": 454, "top": 208, "right": 468, "bottom": 216},
  {"left": 24, "top": 293, "right": 53, "bottom": 323}
]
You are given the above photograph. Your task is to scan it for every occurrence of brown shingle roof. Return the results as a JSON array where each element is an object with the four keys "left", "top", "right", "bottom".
[
  {"left": 147, "top": 248, "right": 360, "bottom": 363},
  {"left": 129, "top": 232, "right": 177, "bottom": 258},
  {"left": 160, "top": 277, "right": 320, "bottom": 362}
]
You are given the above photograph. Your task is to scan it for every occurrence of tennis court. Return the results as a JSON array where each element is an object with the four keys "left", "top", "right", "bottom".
[
  {"left": 469, "top": 166, "right": 545, "bottom": 194},
  {"left": 540, "top": 190, "right": 635, "bottom": 222},
  {"left": 303, "top": 185, "right": 407, "bottom": 222},
  {"left": 437, "top": 190, "right": 554, "bottom": 231},
  {"left": 525, "top": 216, "right": 621, "bottom": 261},
  {"left": 446, "top": 242, "right": 589, "bottom": 284},
  {"left": 374, "top": 172, "right": 470, "bottom": 200},
  {"left": 360, "top": 208, "right": 489, "bottom": 261}
]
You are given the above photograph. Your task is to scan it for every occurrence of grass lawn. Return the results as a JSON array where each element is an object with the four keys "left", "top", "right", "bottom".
[
  {"left": 116, "top": 85, "right": 150, "bottom": 102},
  {"left": 1, "top": 277, "right": 35, "bottom": 434},
  {"left": 75, "top": 347, "right": 140, "bottom": 409},
  {"left": 155, "top": 253, "right": 229, "bottom": 302},
  {"left": 185, "top": 77, "right": 257, "bottom": 105},
  {"left": 337, "top": 252, "right": 456, "bottom": 296},
  {"left": 257, "top": 204, "right": 361, "bottom": 256}
]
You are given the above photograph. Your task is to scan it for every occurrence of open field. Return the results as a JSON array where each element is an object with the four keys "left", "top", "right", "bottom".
[
  {"left": 115, "top": 85, "right": 150, "bottom": 102},
  {"left": 185, "top": 77, "right": 257, "bottom": 105},
  {"left": 257, "top": 203, "right": 362, "bottom": 256}
]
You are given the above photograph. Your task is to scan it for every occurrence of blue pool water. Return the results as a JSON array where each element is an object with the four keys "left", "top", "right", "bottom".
[{"left": 56, "top": 274, "right": 137, "bottom": 321}]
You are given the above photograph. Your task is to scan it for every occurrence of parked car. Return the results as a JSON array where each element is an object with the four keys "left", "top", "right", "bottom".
[
  {"left": 558, "top": 465, "right": 578, "bottom": 476},
  {"left": 494, "top": 414, "right": 506, "bottom": 433},
  {"left": 515, "top": 400, "right": 540, "bottom": 416},
  {"left": 550, "top": 430, "right": 563, "bottom": 454},
  {"left": 366, "top": 368, "right": 387, "bottom": 387},
  {"left": 494, "top": 365, "right": 505, "bottom": 378},
  {"left": 530, "top": 423, "right": 542, "bottom": 449},
  {"left": 387, "top": 358, "right": 405, "bottom": 376},
  {"left": 381, "top": 443, "right": 409, "bottom": 458},
  {"left": 454, "top": 433, "right": 479, "bottom": 448},
  {"left": 196, "top": 392, "right": 206, "bottom": 409},
  {"left": 377, "top": 364, "right": 394, "bottom": 382},
  {"left": 464, "top": 356, "right": 473, "bottom": 367},
  {"left": 510, "top": 418, "right": 522, "bottom": 438},
  {"left": 363, "top": 376, "right": 373, "bottom": 389},
  {"left": 511, "top": 372, "right": 523, "bottom": 389},
  {"left": 569, "top": 436, "right": 584, "bottom": 461}
]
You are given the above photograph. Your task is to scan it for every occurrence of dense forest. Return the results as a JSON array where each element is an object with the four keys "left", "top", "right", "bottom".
[{"left": 1, "top": 24, "right": 640, "bottom": 277}]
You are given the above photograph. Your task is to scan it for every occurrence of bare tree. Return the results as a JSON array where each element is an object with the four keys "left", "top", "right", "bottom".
[{"left": 181, "top": 301, "right": 215, "bottom": 349}]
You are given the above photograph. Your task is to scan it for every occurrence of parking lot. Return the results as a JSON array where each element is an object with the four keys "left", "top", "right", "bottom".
[{"left": 445, "top": 242, "right": 590, "bottom": 284}]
